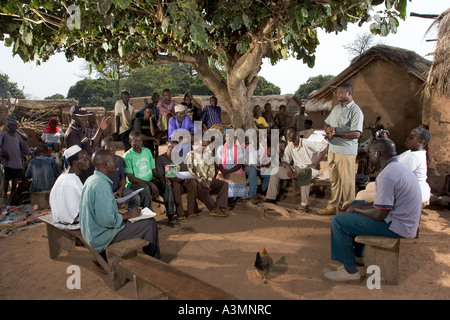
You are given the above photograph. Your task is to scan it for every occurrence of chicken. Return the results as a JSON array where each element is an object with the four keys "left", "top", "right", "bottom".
[{"left": 253, "top": 247, "right": 273, "bottom": 283}]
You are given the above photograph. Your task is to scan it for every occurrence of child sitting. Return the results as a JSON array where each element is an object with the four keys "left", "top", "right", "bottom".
[{"left": 25, "top": 145, "right": 62, "bottom": 193}]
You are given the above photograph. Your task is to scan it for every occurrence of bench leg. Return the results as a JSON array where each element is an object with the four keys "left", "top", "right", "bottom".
[
  {"left": 45, "top": 224, "right": 76, "bottom": 259},
  {"left": 106, "top": 239, "right": 149, "bottom": 291},
  {"left": 364, "top": 243, "right": 400, "bottom": 285},
  {"left": 133, "top": 275, "right": 168, "bottom": 300}
]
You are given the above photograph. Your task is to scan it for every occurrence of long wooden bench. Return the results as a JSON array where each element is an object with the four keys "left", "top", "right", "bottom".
[
  {"left": 39, "top": 213, "right": 149, "bottom": 290},
  {"left": 120, "top": 254, "right": 239, "bottom": 300}
]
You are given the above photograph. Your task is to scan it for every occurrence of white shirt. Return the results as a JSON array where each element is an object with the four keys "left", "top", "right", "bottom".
[
  {"left": 49, "top": 173, "right": 83, "bottom": 230},
  {"left": 41, "top": 129, "right": 64, "bottom": 144},
  {"left": 396, "top": 150, "right": 430, "bottom": 203},
  {"left": 114, "top": 100, "right": 136, "bottom": 134},
  {"left": 283, "top": 139, "right": 326, "bottom": 169}
]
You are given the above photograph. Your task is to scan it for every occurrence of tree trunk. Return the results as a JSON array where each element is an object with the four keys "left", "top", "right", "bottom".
[{"left": 187, "top": 43, "right": 269, "bottom": 130}]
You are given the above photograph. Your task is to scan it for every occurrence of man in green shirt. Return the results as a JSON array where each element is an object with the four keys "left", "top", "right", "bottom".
[
  {"left": 79, "top": 150, "right": 160, "bottom": 258},
  {"left": 124, "top": 131, "right": 180, "bottom": 228}
]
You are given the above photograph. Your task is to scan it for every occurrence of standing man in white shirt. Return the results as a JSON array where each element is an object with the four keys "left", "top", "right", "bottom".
[
  {"left": 114, "top": 90, "right": 136, "bottom": 152},
  {"left": 318, "top": 83, "right": 364, "bottom": 215}
]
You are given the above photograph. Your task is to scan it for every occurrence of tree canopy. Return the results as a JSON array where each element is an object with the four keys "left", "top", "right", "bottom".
[
  {"left": 67, "top": 78, "right": 116, "bottom": 108},
  {"left": 295, "top": 74, "right": 335, "bottom": 100},
  {"left": 0, "top": 0, "right": 409, "bottom": 128}
]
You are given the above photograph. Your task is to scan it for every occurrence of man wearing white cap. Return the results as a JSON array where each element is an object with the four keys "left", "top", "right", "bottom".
[
  {"left": 49, "top": 145, "right": 91, "bottom": 230},
  {"left": 168, "top": 104, "right": 195, "bottom": 158},
  {"left": 168, "top": 104, "right": 195, "bottom": 140}
]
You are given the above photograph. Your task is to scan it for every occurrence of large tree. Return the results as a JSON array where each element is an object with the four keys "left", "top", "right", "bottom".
[{"left": 0, "top": 0, "right": 407, "bottom": 128}]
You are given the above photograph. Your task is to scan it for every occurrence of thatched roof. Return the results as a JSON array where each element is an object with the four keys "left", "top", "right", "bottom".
[
  {"left": 305, "top": 45, "right": 432, "bottom": 112},
  {"left": 424, "top": 9, "right": 450, "bottom": 98}
]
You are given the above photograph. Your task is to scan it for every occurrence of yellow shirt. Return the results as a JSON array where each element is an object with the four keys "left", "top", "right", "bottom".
[{"left": 253, "top": 117, "right": 269, "bottom": 128}]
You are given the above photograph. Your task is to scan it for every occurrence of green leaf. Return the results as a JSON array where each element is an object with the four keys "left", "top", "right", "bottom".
[
  {"left": 242, "top": 14, "right": 251, "bottom": 28},
  {"left": 231, "top": 16, "right": 243, "bottom": 31},
  {"left": 4, "top": 37, "right": 13, "bottom": 47},
  {"left": 394, "top": 0, "right": 407, "bottom": 19},
  {"left": 301, "top": 7, "right": 308, "bottom": 18},
  {"left": 22, "top": 31, "right": 33, "bottom": 46},
  {"left": 180, "top": 0, "right": 198, "bottom": 10}
]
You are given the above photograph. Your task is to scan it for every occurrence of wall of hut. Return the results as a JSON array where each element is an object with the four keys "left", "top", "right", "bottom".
[
  {"left": 328, "top": 60, "right": 426, "bottom": 152},
  {"left": 427, "top": 94, "right": 450, "bottom": 194}
]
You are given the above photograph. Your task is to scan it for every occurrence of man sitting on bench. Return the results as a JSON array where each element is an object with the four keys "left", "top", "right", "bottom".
[
  {"left": 79, "top": 150, "right": 161, "bottom": 259},
  {"left": 265, "top": 126, "right": 327, "bottom": 212},
  {"left": 324, "top": 138, "right": 422, "bottom": 282},
  {"left": 49, "top": 145, "right": 91, "bottom": 230}
]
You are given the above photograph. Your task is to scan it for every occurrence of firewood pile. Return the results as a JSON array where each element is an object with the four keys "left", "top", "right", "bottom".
[{"left": 0, "top": 97, "right": 114, "bottom": 148}]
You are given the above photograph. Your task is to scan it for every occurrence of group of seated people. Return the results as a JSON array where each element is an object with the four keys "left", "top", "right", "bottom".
[{"left": 0, "top": 92, "right": 431, "bottom": 285}]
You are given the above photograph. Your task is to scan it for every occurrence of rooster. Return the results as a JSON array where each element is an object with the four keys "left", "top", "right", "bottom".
[{"left": 253, "top": 247, "right": 273, "bottom": 283}]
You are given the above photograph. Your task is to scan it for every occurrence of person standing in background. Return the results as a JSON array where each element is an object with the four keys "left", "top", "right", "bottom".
[
  {"left": 114, "top": 90, "right": 135, "bottom": 152},
  {"left": 318, "top": 83, "right": 364, "bottom": 216}
]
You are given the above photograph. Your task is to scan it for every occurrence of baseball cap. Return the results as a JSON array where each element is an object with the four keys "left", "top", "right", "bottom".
[{"left": 70, "top": 105, "right": 90, "bottom": 116}]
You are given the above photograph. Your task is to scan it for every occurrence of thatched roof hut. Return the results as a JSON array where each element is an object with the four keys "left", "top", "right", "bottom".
[
  {"left": 304, "top": 44, "right": 432, "bottom": 150},
  {"left": 423, "top": 9, "right": 450, "bottom": 194},
  {"left": 305, "top": 45, "right": 431, "bottom": 112}
]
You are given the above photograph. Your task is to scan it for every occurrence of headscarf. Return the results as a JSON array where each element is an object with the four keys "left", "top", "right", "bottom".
[{"left": 43, "top": 117, "right": 60, "bottom": 134}]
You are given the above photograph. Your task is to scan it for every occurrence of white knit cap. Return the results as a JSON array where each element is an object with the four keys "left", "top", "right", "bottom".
[
  {"left": 63, "top": 145, "right": 82, "bottom": 159},
  {"left": 174, "top": 105, "right": 185, "bottom": 113}
]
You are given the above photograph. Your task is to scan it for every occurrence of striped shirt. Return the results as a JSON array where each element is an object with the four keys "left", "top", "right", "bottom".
[{"left": 201, "top": 105, "right": 223, "bottom": 128}]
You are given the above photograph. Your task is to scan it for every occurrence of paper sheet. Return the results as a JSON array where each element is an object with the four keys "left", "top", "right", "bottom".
[
  {"left": 128, "top": 207, "right": 156, "bottom": 223},
  {"left": 307, "top": 130, "right": 327, "bottom": 143},
  {"left": 116, "top": 188, "right": 144, "bottom": 204},
  {"left": 175, "top": 171, "right": 196, "bottom": 179}
]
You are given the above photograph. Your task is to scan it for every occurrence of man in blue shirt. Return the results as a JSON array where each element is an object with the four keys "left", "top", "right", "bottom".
[
  {"left": 79, "top": 150, "right": 160, "bottom": 259},
  {"left": 200, "top": 96, "right": 224, "bottom": 129},
  {"left": 25, "top": 145, "right": 61, "bottom": 192},
  {"left": 324, "top": 138, "right": 422, "bottom": 282}
]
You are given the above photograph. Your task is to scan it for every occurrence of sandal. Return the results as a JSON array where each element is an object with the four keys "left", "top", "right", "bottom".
[
  {"left": 168, "top": 218, "right": 181, "bottom": 228},
  {"left": 187, "top": 213, "right": 201, "bottom": 219},
  {"left": 177, "top": 215, "right": 190, "bottom": 223},
  {"left": 210, "top": 208, "right": 228, "bottom": 218}
]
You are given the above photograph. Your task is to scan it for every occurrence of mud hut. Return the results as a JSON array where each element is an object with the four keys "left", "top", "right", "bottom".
[
  {"left": 305, "top": 45, "right": 432, "bottom": 151},
  {"left": 423, "top": 9, "right": 450, "bottom": 194}
]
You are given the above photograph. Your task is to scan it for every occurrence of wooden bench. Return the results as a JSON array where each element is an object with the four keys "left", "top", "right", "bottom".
[
  {"left": 354, "top": 235, "right": 401, "bottom": 285},
  {"left": 120, "top": 254, "right": 239, "bottom": 300},
  {"left": 39, "top": 213, "right": 149, "bottom": 290}
]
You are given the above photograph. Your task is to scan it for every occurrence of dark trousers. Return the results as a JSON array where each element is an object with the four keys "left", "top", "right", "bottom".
[
  {"left": 110, "top": 219, "right": 161, "bottom": 259},
  {"left": 119, "top": 129, "right": 132, "bottom": 152},
  {"left": 196, "top": 179, "right": 228, "bottom": 211},
  {"left": 129, "top": 180, "right": 176, "bottom": 217},
  {"left": 172, "top": 179, "right": 198, "bottom": 217}
]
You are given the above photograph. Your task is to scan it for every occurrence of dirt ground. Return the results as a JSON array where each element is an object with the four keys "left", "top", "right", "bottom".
[
  {"left": 1, "top": 144, "right": 449, "bottom": 301},
  {"left": 0, "top": 187, "right": 449, "bottom": 301}
]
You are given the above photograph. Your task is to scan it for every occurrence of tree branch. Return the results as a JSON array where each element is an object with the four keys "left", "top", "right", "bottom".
[{"left": 410, "top": 12, "right": 439, "bottom": 19}]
